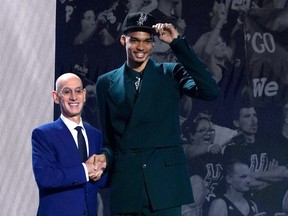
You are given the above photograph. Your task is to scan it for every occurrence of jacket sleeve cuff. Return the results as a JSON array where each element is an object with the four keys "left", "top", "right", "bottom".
[{"left": 170, "top": 35, "right": 183, "bottom": 47}]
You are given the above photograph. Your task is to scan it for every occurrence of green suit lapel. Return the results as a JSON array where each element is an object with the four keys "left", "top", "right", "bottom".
[
  {"left": 108, "top": 64, "right": 131, "bottom": 117},
  {"left": 125, "top": 59, "right": 163, "bottom": 129}
]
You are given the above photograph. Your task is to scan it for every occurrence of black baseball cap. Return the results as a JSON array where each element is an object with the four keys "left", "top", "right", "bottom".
[{"left": 122, "top": 12, "right": 156, "bottom": 35}]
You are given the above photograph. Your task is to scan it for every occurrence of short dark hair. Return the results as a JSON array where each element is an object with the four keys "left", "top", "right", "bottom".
[{"left": 223, "top": 159, "right": 248, "bottom": 177}]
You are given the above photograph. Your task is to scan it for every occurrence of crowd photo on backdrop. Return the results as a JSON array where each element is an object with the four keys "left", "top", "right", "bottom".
[{"left": 54, "top": 0, "right": 288, "bottom": 215}]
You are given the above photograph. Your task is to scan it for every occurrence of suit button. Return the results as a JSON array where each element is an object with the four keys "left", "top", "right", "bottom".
[{"left": 142, "top": 164, "right": 147, "bottom": 168}]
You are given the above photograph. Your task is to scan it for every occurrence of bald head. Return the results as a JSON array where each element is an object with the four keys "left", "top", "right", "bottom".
[{"left": 55, "top": 73, "right": 83, "bottom": 91}]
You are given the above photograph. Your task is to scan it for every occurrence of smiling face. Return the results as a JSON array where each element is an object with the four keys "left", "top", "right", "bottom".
[
  {"left": 120, "top": 31, "right": 154, "bottom": 71},
  {"left": 52, "top": 73, "right": 86, "bottom": 124},
  {"left": 191, "top": 118, "right": 215, "bottom": 145}
]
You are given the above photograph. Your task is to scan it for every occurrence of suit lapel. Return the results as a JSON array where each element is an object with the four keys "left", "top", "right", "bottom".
[
  {"left": 126, "top": 59, "right": 162, "bottom": 127},
  {"left": 108, "top": 64, "right": 131, "bottom": 117},
  {"left": 54, "top": 118, "right": 82, "bottom": 161},
  {"left": 84, "top": 124, "right": 97, "bottom": 157},
  {"left": 107, "top": 59, "right": 165, "bottom": 136}
]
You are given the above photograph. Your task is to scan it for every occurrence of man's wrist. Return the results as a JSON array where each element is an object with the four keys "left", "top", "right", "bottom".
[{"left": 170, "top": 34, "right": 182, "bottom": 46}]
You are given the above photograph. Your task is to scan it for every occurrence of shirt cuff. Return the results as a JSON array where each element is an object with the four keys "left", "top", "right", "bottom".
[
  {"left": 82, "top": 163, "right": 89, "bottom": 181},
  {"left": 170, "top": 35, "right": 183, "bottom": 47}
]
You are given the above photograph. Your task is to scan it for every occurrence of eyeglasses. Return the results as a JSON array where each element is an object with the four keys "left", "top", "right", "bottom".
[
  {"left": 195, "top": 129, "right": 215, "bottom": 135},
  {"left": 58, "top": 87, "right": 85, "bottom": 97}
]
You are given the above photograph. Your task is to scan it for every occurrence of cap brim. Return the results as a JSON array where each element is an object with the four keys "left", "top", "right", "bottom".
[{"left": 123, "top": 26, "right": 156, "bottom": 35}]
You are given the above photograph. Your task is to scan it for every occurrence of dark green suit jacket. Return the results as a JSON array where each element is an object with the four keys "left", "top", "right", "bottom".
[{"left": 96, "top": 37, "right": 219, "bottom": 214}]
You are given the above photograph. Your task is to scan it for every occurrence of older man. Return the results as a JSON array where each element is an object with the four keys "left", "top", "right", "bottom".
[{"left": 32, "top": 73, "right": 106, "bottom": 216}]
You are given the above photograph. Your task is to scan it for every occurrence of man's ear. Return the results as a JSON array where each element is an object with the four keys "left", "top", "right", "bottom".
[
  {"left": 52, "top": 91, "right": 60, "bottom": 104},
  {"left": 226, "top": 175, "right": 232, "bottom": 185},
  {"left": 120, "top": 35, "right": 126, "bottom": 46},
  {"left": 83, "top": 89, "right": 87, "bottom": 103}
]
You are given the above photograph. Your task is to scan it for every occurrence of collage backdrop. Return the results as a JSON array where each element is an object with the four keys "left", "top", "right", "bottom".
[{"left": 56, "top": 0, "right": 288, "bottom": 215}]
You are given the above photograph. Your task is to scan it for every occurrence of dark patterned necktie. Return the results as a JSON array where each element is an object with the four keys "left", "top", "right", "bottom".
[
  {"left": 134, "top": 76, "right": 141, "bottom": 91},
  {"left": 134, "top": 75, "right": 142, "bottom": 102},
  {"left": 75, "top": 126, "right": 87, "bottom": 162}
]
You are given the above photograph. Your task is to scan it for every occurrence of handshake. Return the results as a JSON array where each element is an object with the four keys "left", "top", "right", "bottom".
[{"left": 85, "top": 154, "right": 107, "bottom": 181}]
